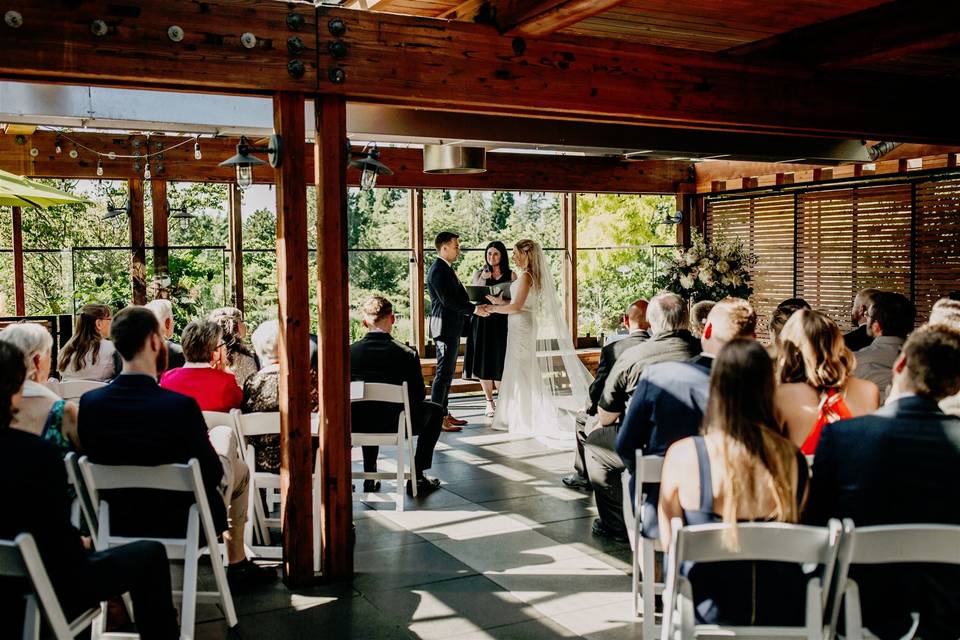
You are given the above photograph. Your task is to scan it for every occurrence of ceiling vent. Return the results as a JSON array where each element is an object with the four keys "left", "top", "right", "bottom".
[{"left": 423, "top": 144, "right": 487, "bottom": 174}]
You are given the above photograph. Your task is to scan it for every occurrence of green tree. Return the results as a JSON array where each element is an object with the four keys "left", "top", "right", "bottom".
[{"left": 489, "top": 191, "right": 514, "bottom": 232}]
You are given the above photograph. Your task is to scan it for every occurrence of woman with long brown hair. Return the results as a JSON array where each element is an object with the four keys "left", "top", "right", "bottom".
[
  {"left": 775, "top": 308, "right": 879, "bottom": 454},
  {"left": 58, "top": 303, "right": 117, "bottom": 381},
  {"left": 208, "top": 306, "right": 258, "bottom": 388},
  {"left": 658, "top": 338, "right": 808, "bottom": 625}
]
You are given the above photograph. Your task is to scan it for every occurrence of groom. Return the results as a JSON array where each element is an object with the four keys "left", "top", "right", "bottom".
[{"left": 428, "top": 231, "right": 490, "bottom": 431}]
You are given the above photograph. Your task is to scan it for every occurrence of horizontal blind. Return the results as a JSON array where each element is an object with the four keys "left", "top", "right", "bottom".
[
  {"left": 706, "top": 194, "right": 795, "bottom": 339},
  {"left": 915, "top": 178, "right": 960, "bottom": 323},
  {"left": 797, "top": 184, "right": 912, "bottom": 332}
]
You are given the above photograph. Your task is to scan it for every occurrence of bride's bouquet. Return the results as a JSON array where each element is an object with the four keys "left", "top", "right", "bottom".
[{"left": 658, "top": 230, "right": 757, "bottom": 302}]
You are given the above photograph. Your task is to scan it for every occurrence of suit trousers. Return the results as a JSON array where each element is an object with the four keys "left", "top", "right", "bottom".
[
  {"left": 210, "top": 426, "right": 249, "bottom": 542},
  {"left": 67, "top": 541, "right": 180, "bottom": 640},
  {"left": 431, "top": 336, "right": 459, "bottom": 412},
  {"left": 361, "top": 401, "right": 445, "bottom": 475},
  {"left": 583, "top": 423, "right": 627, "bottom": 534}
]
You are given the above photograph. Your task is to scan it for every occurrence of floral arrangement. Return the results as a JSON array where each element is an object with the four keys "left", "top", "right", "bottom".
[{"left": 657, "top": 230, "right": 757, "bottom": 301}]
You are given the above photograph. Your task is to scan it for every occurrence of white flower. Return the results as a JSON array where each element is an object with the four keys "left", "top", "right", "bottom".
[
  {"left": 679, "top": 275, "right": 695, "bottom": 290},
  {"left": 716, "top": 260, "right": 730, "bottom": 274},
  {"left": 731, "top": 275, "right": 743, "bottom": 286},
  {"left": 698, "top": 269, "right": 713, "bottom": 285},
  {"left": 684, "top": 253, "right": 698, "bottom": 266}
]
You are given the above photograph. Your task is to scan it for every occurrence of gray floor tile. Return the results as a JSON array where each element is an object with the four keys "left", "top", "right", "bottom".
[
  {"left": 363, "top": 487, "right": 475, "bottom": 511},
  {"left": 355, "top": 513, "right": 431, "bottom": 552},
  {"left": 433, "top": 529, "right": 588, "bottom": 573},
  {"left": 354, "top": 539, "right": 479, "bottom": 593},
  {"left": 548, "top": 600, "right": 643, "bottom": 639},
  {"left": 481, "top": 493, "right": 597, "bottom": 525},
  {"left": 538, "top": 516, "right": 632, "bottom": 562},
  {"left": 362, "top": 574, "right": 543, "bottom": 640},
  {"left": 448, "top": 617, "right": 580, "bottom": 639},
  {"left": 442, "top": 475, "right": 555, "bottom": 503}
]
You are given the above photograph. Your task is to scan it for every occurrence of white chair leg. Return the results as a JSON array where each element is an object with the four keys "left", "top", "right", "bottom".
[
  {"left": 396, "top": 440, "right": 406, "bottom": 512},
  {"left": 632, "top": 516, "right": 641, "bottom": 618},
  {"left": 180, "top": 513, "right": 201, "bottom": 640},
  {"left": 22, "top": 595, "right": 40, "bottom": 640},
  {"left": 642, "top": 539, "right": 657, "bottom": 640}
]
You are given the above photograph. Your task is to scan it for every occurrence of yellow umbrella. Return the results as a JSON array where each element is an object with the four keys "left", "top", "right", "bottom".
[{"left": 0, "top": 169, "right": 93, "bottom": 209}]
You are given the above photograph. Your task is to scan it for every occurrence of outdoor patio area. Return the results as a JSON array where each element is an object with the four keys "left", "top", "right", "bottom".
[{"left": 195, "top": 395, "right": 635, "bottom": 640}]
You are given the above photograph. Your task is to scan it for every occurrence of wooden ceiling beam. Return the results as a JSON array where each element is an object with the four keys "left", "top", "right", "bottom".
[
  {"left": 724, "top": 0, "right": 960, "bottom": 68},
  {"left": 1, "top": 3, "right": 959, "bottom": 142},
  {"left": 456, "top": 1, "right": 630, "bottom": 37},
  {"left": 0, "top": 131, "right": 689, "bottom": 193}
]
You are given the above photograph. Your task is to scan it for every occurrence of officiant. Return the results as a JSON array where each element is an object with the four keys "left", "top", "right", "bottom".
[{"left": 464, "top": 241, "right": 516, "bottom": 417}]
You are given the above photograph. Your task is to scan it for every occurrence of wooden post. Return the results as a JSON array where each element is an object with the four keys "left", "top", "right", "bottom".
[
  {"left": 128, "top": 178, "right": 146, "bottom": 305},
  {"left": 228, "top": 184, "right": 244, "bottom": 312},
  {"left": 12, "top": 206, "right": 25, "bottom": 315},
  {"left": 314, "top": 93, "right": 353, "bottom": 581},
  {"left": 561, "top": 193, "right": 578, "bottom": 342},
  {"left": 675, "top": 193, "right": 696, "bottom": 247},
  {"left": 272, "top": 92, "right": 313, "bottom": 587},
  {"left": 150, "top": 179, "right": 169, "bottom": 285},
  {"left": 409, "top": 189, "right": 426, "bottom": 356}
]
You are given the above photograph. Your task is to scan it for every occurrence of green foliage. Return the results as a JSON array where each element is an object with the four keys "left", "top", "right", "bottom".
[{"left": 656, "top": 229, "right": 757, "bottom": 302}]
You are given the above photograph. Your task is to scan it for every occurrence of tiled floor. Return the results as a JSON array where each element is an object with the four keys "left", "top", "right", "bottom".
[{"left": 196, "top": 396, "right": 640, "bottom": 639}]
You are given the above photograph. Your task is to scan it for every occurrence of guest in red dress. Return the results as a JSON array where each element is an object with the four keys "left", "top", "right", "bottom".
[{"left": 160, "top": 319, "right": 242, "bottom": 412}]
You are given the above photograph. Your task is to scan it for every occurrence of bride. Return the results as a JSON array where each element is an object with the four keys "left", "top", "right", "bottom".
[{"left": 484, "top": 239, "right": 593, "bottom": 448}]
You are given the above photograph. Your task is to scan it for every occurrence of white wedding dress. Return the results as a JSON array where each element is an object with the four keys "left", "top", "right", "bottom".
[{"left": 492, "top": 258, "right": 593, "bottom": 449}]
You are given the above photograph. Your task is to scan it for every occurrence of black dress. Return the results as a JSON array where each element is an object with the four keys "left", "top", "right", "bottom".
[{"left": 464, "top": 271, "right": 511, "bottom": 381}]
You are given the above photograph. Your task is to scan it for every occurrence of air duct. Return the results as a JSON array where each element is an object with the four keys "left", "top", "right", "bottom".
[
  {"left": 423, "top": 144, "right": 487, "bottom": 174},
  {"left": 867, "top": 141, "right": 903, "bottom": 161}
]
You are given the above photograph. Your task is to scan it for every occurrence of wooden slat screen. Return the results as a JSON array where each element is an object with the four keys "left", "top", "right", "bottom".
[
  {"left": 796, "top": 185, "right": 912, "bottom": 332},
  {"left": 706, "top": 194, "right": 795, "bottom": 338},
  {"left": 915, "top": 178, "right": 960, "bottom": 323}
]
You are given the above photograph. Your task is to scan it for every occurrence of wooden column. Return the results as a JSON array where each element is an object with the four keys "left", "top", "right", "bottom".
[
  {"left": 676, "top": 193, "right": 697, "bottom": 247},
  {"left": 409, "top": 189, "right": 426, "bottom": 356},
  {"left": 272, "top": 92, "right": 313, "bottom": 587},
  {"left": 12, "top": 206, "right": 25, "bottom": 315},
  {"left": 128, "top": 178, "right": 147, "bottom": 305},
  {"left": 314, "top": 93, "right": 353, "bottom": 580},
  {"left": 561, "top": 193, "right": 578, "bottom": 342},
  {"left": 228, "top": 184, "right": 244, "bottom": 311},
  {"left": 150, "top": 179, "right": 169, "bottom": 283}
]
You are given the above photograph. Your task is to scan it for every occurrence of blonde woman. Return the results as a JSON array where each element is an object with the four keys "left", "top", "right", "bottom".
[
  {"left": 658, "top": 339, "right": 808, "bottom": 625},
  {"left": 484, "top": 239, "right": 593, "bottom": 445},
  {"left": 775, "top": 309, "right": 879, "bottom": 454}
]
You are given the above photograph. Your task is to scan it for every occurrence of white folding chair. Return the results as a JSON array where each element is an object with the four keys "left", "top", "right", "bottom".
[
  {"left": 232, "top": 411, "right": 281, "bottom": 551},
  {"left": 621, "top": 452, "right": 665, "bottom": 638},
  {"left": 350, "top": 380, "right": 417, "bottom": 511},
  {"left": 57, "top": 380, "right": 106, "bottom": 401},
  {"left": 202, "top": 411, "right": 236, "bottom": 432},
  {"left": 830, "top": 520, "right": 960, "bottom": 640},
  {"left": 0, "top": 533, "right": 105, "bottom": 640},
  {"left": 64, "top": 452, "right": 98, "bottom": 538},
  {"left": 661, "top": 517, "right": 842, "bottom": 640},
  {"left": 78, "top": 456, "right": 238, "bottom": 639}
]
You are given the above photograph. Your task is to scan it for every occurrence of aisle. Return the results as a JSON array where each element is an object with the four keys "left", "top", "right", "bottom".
[{"left": 197, "top": 396, "right": 641, "bottom": 639}]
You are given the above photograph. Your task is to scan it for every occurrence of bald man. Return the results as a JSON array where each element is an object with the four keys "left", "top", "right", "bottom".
[{"left": 563, "top": 299, "right": 650, "bottom": 491}]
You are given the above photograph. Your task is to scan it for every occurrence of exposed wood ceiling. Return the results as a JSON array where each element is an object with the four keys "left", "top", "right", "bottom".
[{"left": 349, "top": 0, "right": 960, "bottom": 76}]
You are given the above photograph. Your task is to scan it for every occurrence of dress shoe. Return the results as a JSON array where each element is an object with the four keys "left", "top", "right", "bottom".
[
  {"left": 442, "top": 415, "right": 463, "bottom": 432},
  {"left": 591, "top": 518, "right": 628, "bottom": 543},
  {"left": 406, "top": 475, "right": 441, "bottom": 496},
  {"left": 362, "top": 479, "right": 381, "bottom": 492},
  {"left": 227, "top": 559, "right": 279, "bottom": 593},
  {"left": 446, "top": 414, "right": 468, "bottom": 426},
  {"left": 561, "top": 473, "right": 592, "bottom": 491}
]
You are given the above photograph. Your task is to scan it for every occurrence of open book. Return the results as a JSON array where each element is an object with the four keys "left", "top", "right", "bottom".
[{"left": 466, "top": 282, "right": 512, "bottom": 303}]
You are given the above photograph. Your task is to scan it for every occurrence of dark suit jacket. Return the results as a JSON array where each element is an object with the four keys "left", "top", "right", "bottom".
[
  {"left": 843, "top": 324, "right": 873, "bottom": 352},
  {"left": 165, "top": 340, "right": 185, "bottom": 370},
  {"left": 0, "top": 429, "right": 88, "bottom": 616},
  {"left": 616, "top": 354, "right": 713, "bottom": 538},
  {"left": 427, "top": 258, "right": 475, "bottom": 340},
  {"left": 805, "top": 395, "right": 960, "bottom": 639},
  {"left": 351, "top": 332, "right": 427, "bottom": 431},
  {"left": 588, "top": 330, "right": 649, "bottom": 414},
  {"left": 78, "top": 374, "right": 227, "bottom": 537}
]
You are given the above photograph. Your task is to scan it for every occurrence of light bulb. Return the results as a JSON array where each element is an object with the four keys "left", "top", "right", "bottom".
[
  {"left": 144, "top": 162, "right": 151, "bottom": 179},
  {"left": 194, "top": 141, "right": 202, "bottom": 160},
  {"left": 236, "top": 164, "right": 253, "bottom": 189},
  {"left": 55, "top": 143, "right": 62, "bottom": 154},
  {"left": 360, "top": 166, "right": 377, "bottom": 191},
  {"left": 96, "top": 159, "right": 103, "bottom": 176},
  {"left": 180, "top": 217, "right": 190, "bottom": 231}
]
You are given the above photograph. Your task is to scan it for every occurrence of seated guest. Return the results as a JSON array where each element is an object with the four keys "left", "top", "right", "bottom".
[
  {"left": 928, "top": 297, "right": 960, "bottom": 416},
  {"left": 805, "top": 325, "right": 960, "bottom": 639},
  {"left": 767, "top": 297, "right": 810, "bottom": 357},
  {"left": 617, "top": 298, "right": 757, "bottom": 538},
  {"left": 659, "top": 339, "right": 808, "bottom": 627},
  {"left": 209, "top": 307, "right": 259, "bottom": 389},
  {"left": 351, "top": 296, "right": 444, "bottom": 495},
  {"left": 562, "top": 298, "right": 649, "bottom": 491},
  {"left": 689, "top": 300, "right": 715, "bottom": 339},
  {"left": 776, "top": 309, "right": 879, "bottom": 454},
  {"left": 603, "top": 299, "right": 650, "bottom": 347},
  {"left": 241, "top": 320, "right": 319, "bottom": 474},
  {"left": 853, "top": 291, "right": 915, "bottom": 400},
  {"left": 0, "top": 323, "right": 79, "bottom": 454},
  {"left": 58, "top": 303, "right": 117, "bottom": 381},
  {"left": 145, "top": 299, "right": 184, "bottom": 371},
  {"left": 160, "top": 320, "right": 242, "bottom": 413},
  {"left": 844, "top": 288, "right": 881, "bottom": 352},
  {"left": 79, "top": 307, "right": 275, "bottom": 592},
  {"left": 0, "top": 341, "right": 179, "bottom": 639},
  {"left": 584, "top": 292, "right": 700, "bottom": 540}
]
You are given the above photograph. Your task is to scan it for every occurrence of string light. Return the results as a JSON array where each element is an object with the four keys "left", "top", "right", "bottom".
[
  {"left": 96, "top": 159, "right": 103, "bottom": 176},
  {"left": 55, "top": 136, "right": 62, "bottom": 154},
  {"left": 194, "top": 138, "right": 202, "bottom": 160},
  {"left": 144, "top": 161, "right": 151, "bottom": 180}
]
